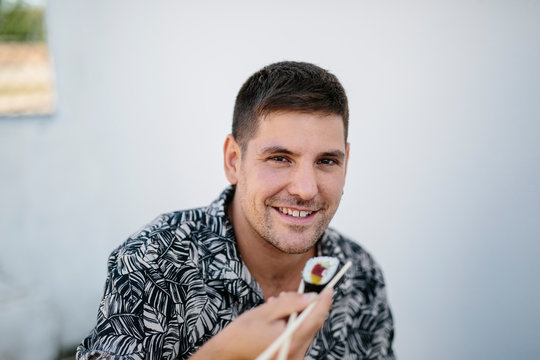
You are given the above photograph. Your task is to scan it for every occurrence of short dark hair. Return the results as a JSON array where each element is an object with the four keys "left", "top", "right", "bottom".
[{"left": 232, "top": 61, "right": 349, "bottom": 149}]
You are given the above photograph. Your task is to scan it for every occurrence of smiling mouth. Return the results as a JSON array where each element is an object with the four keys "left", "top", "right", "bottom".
[{"left": 276, "top": 207, "right": 317, "bottom": 218}]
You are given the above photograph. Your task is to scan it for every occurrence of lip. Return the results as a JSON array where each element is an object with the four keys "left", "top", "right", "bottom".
[{"left": 272, "top": 207, "right": 319, "bottom": 224}]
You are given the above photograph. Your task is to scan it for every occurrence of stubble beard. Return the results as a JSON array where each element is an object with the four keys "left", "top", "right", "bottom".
[{"left": 250, "top": 198, "right": 332, "bottom": 255}]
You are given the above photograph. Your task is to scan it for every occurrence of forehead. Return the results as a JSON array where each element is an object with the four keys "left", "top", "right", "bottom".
[{"left": 246, "top": 111, "right": 346, "bottom": 153}]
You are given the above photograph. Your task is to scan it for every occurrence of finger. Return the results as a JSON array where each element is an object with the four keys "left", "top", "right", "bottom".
[
  {"left": 315, "top": 288, "right": 333, "bottom": 315},
  {"left": 262, "top": 292, "right": 316, "bottom": 320},
  {"left": 305, "top": 288, "right": 333, "bottom": 326},
  {"left": 287, "top": 289, "right": 333, "bottom": 357}
]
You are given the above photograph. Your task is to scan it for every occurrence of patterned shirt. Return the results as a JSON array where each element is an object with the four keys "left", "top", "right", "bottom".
[{"left": 77, "top": 186, "right": 395, "bottom": 359}]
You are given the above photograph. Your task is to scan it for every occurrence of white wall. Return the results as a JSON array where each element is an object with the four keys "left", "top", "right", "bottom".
[{"left": 1, "top": 1, "right": 538, "bottom": 359}]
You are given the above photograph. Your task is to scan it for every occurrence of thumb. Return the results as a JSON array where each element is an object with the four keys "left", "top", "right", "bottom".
[{"left": 263, "top": 292, "right": 317, "bottom": 320}]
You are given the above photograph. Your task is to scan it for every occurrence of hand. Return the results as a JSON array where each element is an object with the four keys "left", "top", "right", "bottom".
[
  {"left": 278, "top": 288, "right": 333, "bottom": 360},
  {"left": 190, "top": 289, "right": 333, "bottom": 360}
]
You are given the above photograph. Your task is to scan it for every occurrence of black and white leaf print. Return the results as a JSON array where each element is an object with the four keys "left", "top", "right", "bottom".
[{"left": 77, "top": 186, "right": 395, "bottom": 360}]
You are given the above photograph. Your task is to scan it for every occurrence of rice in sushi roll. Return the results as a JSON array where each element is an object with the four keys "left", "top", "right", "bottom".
[{"left": 302, "top": 256, "right": 340, "bottom": 293}]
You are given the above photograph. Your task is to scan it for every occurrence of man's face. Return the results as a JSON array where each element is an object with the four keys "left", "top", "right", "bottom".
[{"left": 227, "top": 111, "right": 349, "bottom": 254}]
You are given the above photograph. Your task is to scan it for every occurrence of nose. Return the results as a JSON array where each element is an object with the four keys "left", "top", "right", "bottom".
[{"left": 287, "top": 163, "right": 318, "bottom": 200}]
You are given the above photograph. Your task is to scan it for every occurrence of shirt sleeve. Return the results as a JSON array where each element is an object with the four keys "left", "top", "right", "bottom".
[
  {"left": 366, "top": 284, "right": 395, "bottom": 360},
  {"left": 76, "top": 248, "right": 180, "bottom": 360},
  {"left": 347, "top": 254, "right": 396, "bottom": 360},
  {"left": 76, "top": 253, "right": 146, "bottom": 360}
]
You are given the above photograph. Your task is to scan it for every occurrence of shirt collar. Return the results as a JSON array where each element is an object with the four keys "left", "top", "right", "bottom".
[
  {"left": 317, "top": 229, "right": 347, "bottom": 264},
  {"left": 201, "top": 186, "right": 264, "bottom": 302}
]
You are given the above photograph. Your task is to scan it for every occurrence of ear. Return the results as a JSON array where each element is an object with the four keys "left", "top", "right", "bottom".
[
  {"left": 344, "top": 142, "right": 350, "bottom": 177},
  {"left": 223, "top": 134, "right": 241, "bottom": 184}
]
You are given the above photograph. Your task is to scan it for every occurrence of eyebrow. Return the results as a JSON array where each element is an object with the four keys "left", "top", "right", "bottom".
[
  {"left": 258, "top": 146, "right": 346, "bottom": 160},
  {"left": 320, "top": 150, "right": 346, "bottom": 160},
  {"left": 258, "top": 146, "right": 295, "bottom": 156}
]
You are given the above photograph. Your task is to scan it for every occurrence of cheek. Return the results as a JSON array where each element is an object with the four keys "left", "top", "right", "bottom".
[
  {"left": 238, "top": 164, "right": 289, "bottom": 207},
  {"left": 253, "top": 166, "right": 288, "bottom": 190},
  {"left": 318, "top": 174, "right": 346, "bottom": 200}
]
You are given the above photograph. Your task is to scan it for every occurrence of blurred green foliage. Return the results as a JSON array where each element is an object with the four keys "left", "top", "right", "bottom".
[{"left": 0, "top": 0, "right": 45, "bottom": 42}]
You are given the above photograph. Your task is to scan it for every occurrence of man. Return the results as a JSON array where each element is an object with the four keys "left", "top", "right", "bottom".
[{"left": 77, "top": 61, "right": 395, "bottom": 359}]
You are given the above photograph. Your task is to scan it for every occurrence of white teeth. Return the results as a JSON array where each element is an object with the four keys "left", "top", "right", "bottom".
[{"left": 278, "top": 207, "right": 313, "bottom": 218}]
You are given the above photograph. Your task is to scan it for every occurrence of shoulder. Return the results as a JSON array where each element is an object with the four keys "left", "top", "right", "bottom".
[
  {"left": 316, "top": 228, "right": 394, "bottom": 354},
  {"left": 322, "top": 228, "right": 387, "bottom": 299},
  {"left": 108, "top": 205, "right": 225, "bottom": 275}
]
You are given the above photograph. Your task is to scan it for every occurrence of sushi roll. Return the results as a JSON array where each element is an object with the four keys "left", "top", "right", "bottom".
[{"left": 302, "top": 256, "right": 340, "bottom": 293}]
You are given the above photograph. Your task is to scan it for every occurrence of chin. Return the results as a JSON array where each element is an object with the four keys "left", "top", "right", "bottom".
[
  {"left": 274, "top": 245, "right": 313, "bottom": 255},
  {"left": 267, "top": 234, "right": 318, "bottom": 255}
]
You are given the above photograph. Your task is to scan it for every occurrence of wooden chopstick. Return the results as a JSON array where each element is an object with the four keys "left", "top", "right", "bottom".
[
  {"left": 277, "top": 281, "right": 305, "bottom": 360},
  {"left": 255, "top": 261, "right": 352, "bottom": 360}
]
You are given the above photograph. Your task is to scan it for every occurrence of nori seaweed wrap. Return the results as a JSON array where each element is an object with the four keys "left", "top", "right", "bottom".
[{"left": 302, "top": 256, "right": 340, "bottom": 293}]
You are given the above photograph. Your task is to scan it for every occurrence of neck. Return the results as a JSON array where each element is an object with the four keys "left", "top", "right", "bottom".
[{"left": 241, "top": 241, "right": 315, "bottom": 300}]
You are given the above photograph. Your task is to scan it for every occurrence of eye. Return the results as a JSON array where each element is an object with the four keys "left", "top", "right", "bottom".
[
  {"left": 266, "top": 155, "right": 292, "bottom": 167},
  {"left": 317, "top": 158, "right": 337, "bottom": 166},
  {"left": 270, "top": 156, "right": 289, "bottom": 163}
]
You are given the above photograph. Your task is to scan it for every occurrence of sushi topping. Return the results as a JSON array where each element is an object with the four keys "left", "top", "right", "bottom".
[
  {"left": 302, "top": 256, "right": 340, "bottom": 287},
  {"left": 310, "top": 263, "right": 329, "bottom": 285}
]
